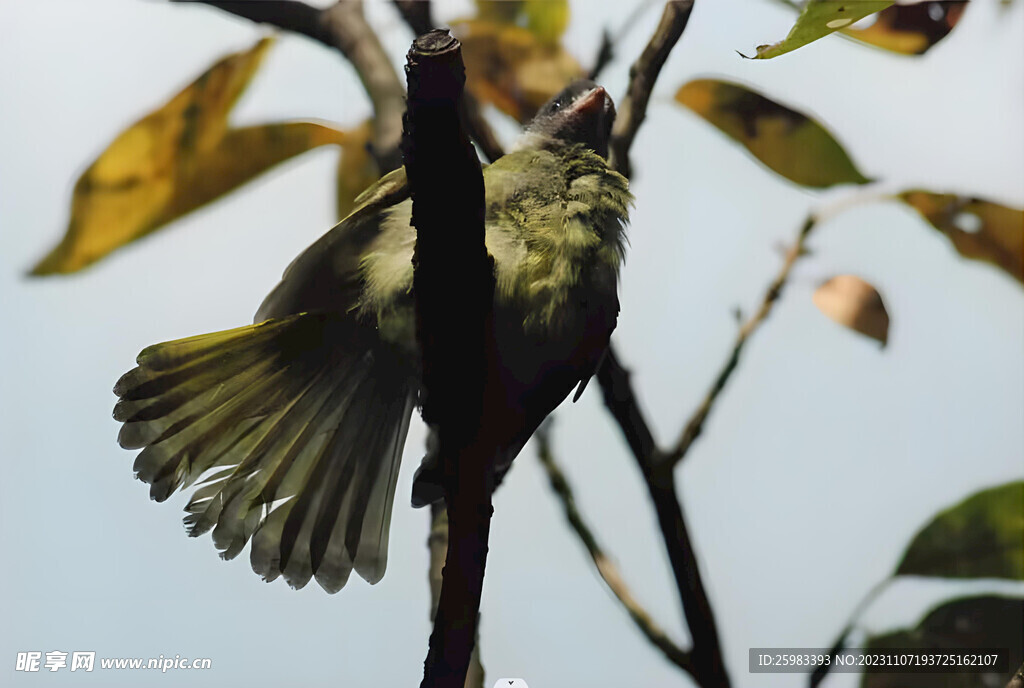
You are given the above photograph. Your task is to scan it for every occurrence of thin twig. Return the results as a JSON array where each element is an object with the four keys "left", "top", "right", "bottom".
[
  {"left": 608, "top": 0, "right": 695, "bottom": 178},
  {"left": 589, "top": 0, "right": 661, "bottom": 81},
  {"left": 809, "top": 578, "right": 888, "bottom": 688},
  {"left": 177, "top": 0, "right": 407, "bottom": 170},
  {"left": 666, "top": 216, "right": 817, "bottom": 468},
  {"left": 535, "top": 424, "right": 693, "bottom": 673}
]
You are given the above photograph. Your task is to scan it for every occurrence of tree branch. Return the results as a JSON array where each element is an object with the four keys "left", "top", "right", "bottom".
[
  {"left": 428, "top": 504, "right": 485, "bottom": 688},
  {"left": 535, "top": 424, "right": 693, "bottom": 673},
  {"left": 389, "top": 0, "right": 505, "bottom": 163},
  {"left": 665, "top": 215, "right": 816, "bottom": 468},
  {"left": 608, "top": 0, "right": 695, "bottom": 178},
  {"left": 596, "top": 352, "right": 728, "bottom": 687},
  {"left": 177, "top": 0, "right": 407, "bottom": 171},
  {"left": 403, "top": 30, "right": 494, "bottom": 688},
  {"left": 594, "top": 213, "right": 820, "bottom": 686},
  {"left": 588, "top": 0, "right": 661, "bottom": 81},
  {"left": 588, "top": 3, "right": 735, "bottom": 685}
]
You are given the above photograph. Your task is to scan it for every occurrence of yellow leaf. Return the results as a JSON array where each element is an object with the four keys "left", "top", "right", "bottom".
[
  {"left": 812, "top": 275, "right": 890, "bottom": 346},
  {"left": 676, "top": 79, "right": 871, "bottom": 188},
  {"left": 30, "top": 37, "right": 346, "bottom": 275},
  {"left": 454, "top": 18, "right": 582, "bottom": 124},
  {"left": 900, "top": 191, "right": 1024, "bottom": 285},
  {"left": 336, "top": 120, "right": 380, "bottom": 221}
]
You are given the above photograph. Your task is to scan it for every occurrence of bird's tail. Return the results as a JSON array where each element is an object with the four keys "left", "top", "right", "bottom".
[{"left": 114, "top": 313, "right": 416, "bottom": 593}]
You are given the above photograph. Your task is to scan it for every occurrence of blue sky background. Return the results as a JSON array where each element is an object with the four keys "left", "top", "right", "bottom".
[{"left": 2, "top": 1, "right": 1022, "bottom": 686}]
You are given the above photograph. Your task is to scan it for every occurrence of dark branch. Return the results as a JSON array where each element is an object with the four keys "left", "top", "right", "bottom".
[
  {"left": 177, "top": 0, "right": 407, "bottom": 171},
  {"left": 403, "top": 29, "right": 494, "bottom": 688},
  {"left": 536, "top": 424, "right": 693, "bottom": 673},
  {"left": 596, "top": 347, "right": 660, "bottom": 478},
  {"left": 591, "top": 3, "right": 732, "bottom": 685},
  {"left": 392, "top": 0, "right": 434, "bottom": 36},
  {"left": 390, "top": 0, "right": 505, "bottom": 163},
  {"left": 608, "top": 0, "right": 695, "bottom": 178},
  {"left": 428, "top": 504, "right": 485, "bottom": 688},
  {"left": 597, "top": 349, "right": 730, "bottom": 687}
]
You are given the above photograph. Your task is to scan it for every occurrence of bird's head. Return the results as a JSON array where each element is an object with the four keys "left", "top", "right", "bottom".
[{"left": 515, "top": 79, "right": 616, "bottom": 158}]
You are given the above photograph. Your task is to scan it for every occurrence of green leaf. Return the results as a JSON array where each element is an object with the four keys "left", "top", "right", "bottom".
[
  {"left": 896, "top": 482, "right": 1024, "bottom": 580},
  {"left": 844, "top": 2, "right": 968, "bottom": 55},
  {"left": 675, "top": 78, "right": 871, "bottom": 188},
  {"left": 752, "top": 0, "right": 894, "bottom": 59},
  {"left": 29, "top": 38, "right": 345, "bottom": 275},
  {"left": 899, "top": 191, "right": 1024, "bottom": 286},
  {"left": 862, "top": 596, "right": 1023, "bottom": 688}
]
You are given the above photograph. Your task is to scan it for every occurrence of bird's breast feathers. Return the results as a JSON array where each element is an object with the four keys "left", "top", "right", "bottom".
[{"left": 357, "top": 144, "right": 632, "bottom": 344}]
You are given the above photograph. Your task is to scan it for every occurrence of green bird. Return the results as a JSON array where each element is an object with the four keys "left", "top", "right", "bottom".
[{"left": 113, "top": 80, "right": 632, "bottom": 593}]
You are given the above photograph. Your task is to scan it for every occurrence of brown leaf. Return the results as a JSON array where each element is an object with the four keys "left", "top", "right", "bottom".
[
  {"left": 813, "top": 275, "right": 890, "bottom": 346},
  {"left": 30, "top": 38, "right": 346, "bottom": 275},
  {"left": 454, "top": 18, "right": 582, "bottom": 124},
  {"left": 676, "top": 79, "right": 871, "bottom": 188},
  {"left": 335, "top": 120, "right": 380, "bottom": 221},
  {"left": 899, "top": 191, "right": 1024, "bottom": 285},
  {"left": 844, "top": 2, "right": 967, "bottom": 55}
]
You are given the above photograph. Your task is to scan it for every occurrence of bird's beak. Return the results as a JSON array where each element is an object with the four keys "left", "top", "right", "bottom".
[{"left": 571, "top": 86, "right": 609, "bottom": 118}]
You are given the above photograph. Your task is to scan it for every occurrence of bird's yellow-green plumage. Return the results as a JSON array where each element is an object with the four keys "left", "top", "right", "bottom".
[{"left": 114, "top": 80, "right": 631, "bottom": 594}]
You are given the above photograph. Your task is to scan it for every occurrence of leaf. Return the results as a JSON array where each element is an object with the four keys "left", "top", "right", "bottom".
[
  {"left": 751, "top": 1, "right": 894, "bottom": 60},
  {"left": 335, "top": 120, "right": 380, "bottom": 221},
  {"left": 844, "top": 2, "right": 968, "bottom": 55},
  {"left": 30, "top": 38, "right": 345, "bottom": 275},
  {"left": 812, "top": 275, "right": 889, "bottom": 346},
  {"left": 454, "top": 18, "right": 582, "bottom": 124},
  {"left": 675, "top": 79, "right": 871, "bottom": 188},
  {"left": 473, "top": 0, "right": 570, "bottom": 44},
  {"left": 861, "top": 596, "right": 1023, "bottom": 688},
  {"left": 896, "top": 481, "right": 1024, "bottom": 580},
  {"left": 899, "top": 191, "right": 1024, "bottom": 285}
]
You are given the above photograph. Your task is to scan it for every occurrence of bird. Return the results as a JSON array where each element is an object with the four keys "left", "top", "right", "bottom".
[{"left": 113, "top": 79, "right": 632, "bottom": 594}]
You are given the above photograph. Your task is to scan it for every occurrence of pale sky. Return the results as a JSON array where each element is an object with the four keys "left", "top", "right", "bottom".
[{"left": 2, "top": 1, "right": 1022, "bottom": 687}]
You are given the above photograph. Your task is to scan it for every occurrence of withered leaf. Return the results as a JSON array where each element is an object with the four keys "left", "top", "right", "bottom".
[
  {"left": 676, "top": 79, "right": 871, "bottom": 188},
  {"left": 812, "top": 275, "right": 889, "bottom": 346},
  {"left": 844, "top": 2, "right": 967, "bottom": 55},
  {"left": 30, "top": 38, "right": 345, "bottom": 275},
  {"left": 899, "top": 191, "right": 1023, "bottom": 285}
]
